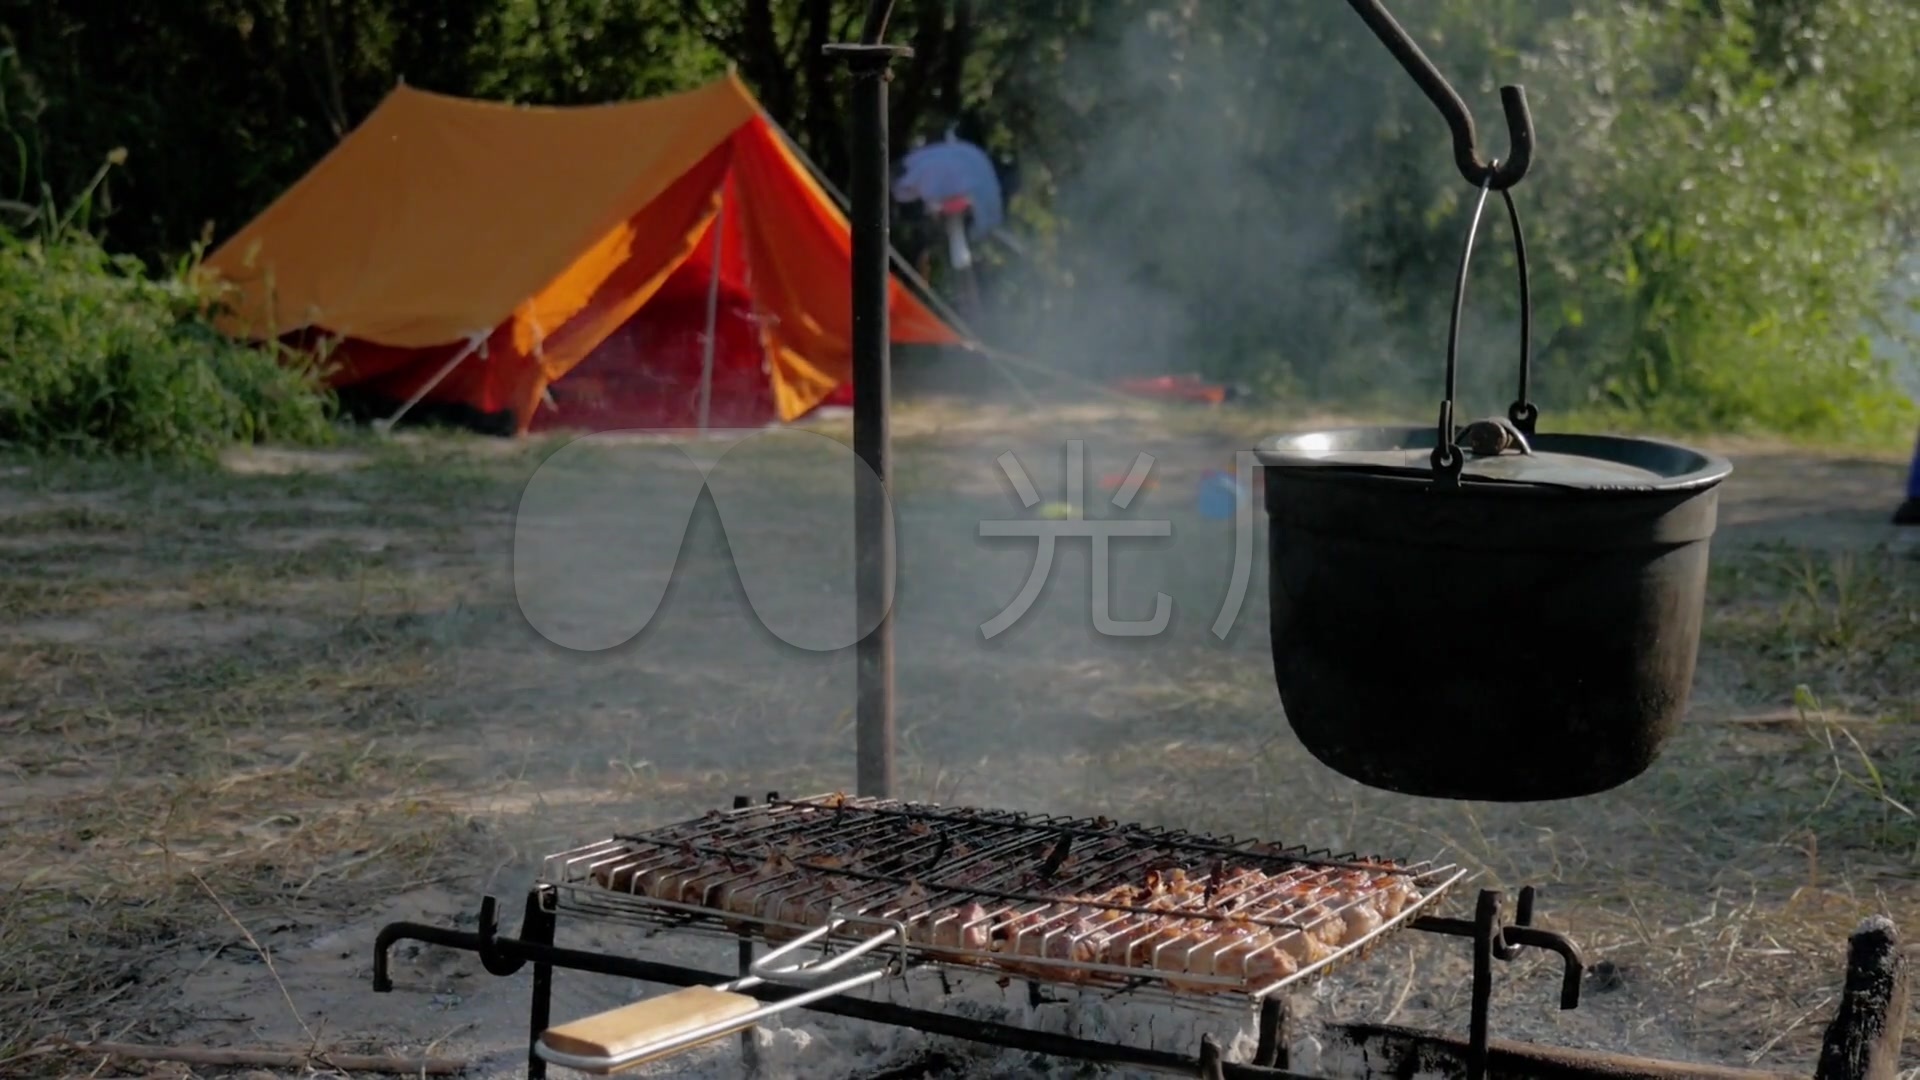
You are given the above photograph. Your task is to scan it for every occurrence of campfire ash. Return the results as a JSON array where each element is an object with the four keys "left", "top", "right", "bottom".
[{"left": 619, "top": 966, "right": 1270, "bottom": 1078}]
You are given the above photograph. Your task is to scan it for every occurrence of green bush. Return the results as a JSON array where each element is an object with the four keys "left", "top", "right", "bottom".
[
  {"left": 0, "top": 163, "right": 337, "bottom": 461},
  {"left": 1516, "top": 0, "right": 1920, "bottom": 443}
]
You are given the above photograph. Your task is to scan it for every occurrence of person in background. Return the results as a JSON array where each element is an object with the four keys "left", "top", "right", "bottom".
[{"left": 891, "top": 118, "right": 1018, "bottom": 317}]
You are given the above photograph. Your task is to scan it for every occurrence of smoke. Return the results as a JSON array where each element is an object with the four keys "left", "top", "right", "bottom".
[
  {"left": 937, "top": 3, "right": 1546, "bottom": 419},
  {"left": 952, "top": 6, "right": 1390, "bottom": 401}
]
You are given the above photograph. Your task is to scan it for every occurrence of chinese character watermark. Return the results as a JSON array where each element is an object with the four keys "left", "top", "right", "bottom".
[
  {"left": 977, "top": 442, "right": 1259, "bottom": 641},
  {"left": 1214, "top": 450, "right": 1256, "bottom": 642},
  {"left": 513, "top": 428, "right": 1261, "bottom": 653},
  {"left": 979, "top": 441, "right": 1172, "bottom": 638},
  {"left": 513, "top": 426, "right": 892, "bottom": 653}
]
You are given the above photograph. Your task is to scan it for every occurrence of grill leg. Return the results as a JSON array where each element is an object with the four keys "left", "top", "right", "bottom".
[
  {"left": 523, "top": 890, "right": 557, "bottom": 1080},
  {"left": 1196, "top": 1034, "right": 1227, "bottom": 1080},
  {"left": 739, "top": 935, "right": 760, "bottom": 1076},
  {"left": 731, "top": 796, "right": 762, "bottom": 1077},
  {"left": 1254, "top": 996, "right": 1289, "bottom": 1068},
  {"left": 1467, "top": 889, "right": 1501, "bottom": 1080}
]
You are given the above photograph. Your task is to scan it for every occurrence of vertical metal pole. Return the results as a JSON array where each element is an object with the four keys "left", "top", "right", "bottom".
[
  {"left": 849, "top": 61, "right": 895, "bottom": 801},
  {"left": 1468, "top": 889, "right": 1503, "bottom": 1080},
  {"left": 828, "top": 6, "right": 911, "bottom": 800},
  {"left": 1196, "top": 1034, "right": 1227, "bottom": 1080},
  {"left": 522, "top": 892, "right": 558, "bottom": 1080},
  {"left": 1253, "top": 996, "right": 1289, "bottom": 1068},
  {"left": 697, "top": 196, "right": 725, "bottom": 433},
  {"left": 730, "top": 795, "right": 760, "bottom": 1073}
]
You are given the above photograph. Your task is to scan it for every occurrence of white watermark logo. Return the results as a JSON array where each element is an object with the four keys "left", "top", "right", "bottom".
[
  {"left": 514, "top": 427, "right": 892, "bottom": 653},
  {"left": 1215, "top": 450, "right": 1257, "bottom": 641},
  {"left": 978, "top": 442, "right": 1256, "bottom": 641},
  {"left": 513, "top": 431, "right": 1257, "bottom": 650},
  {"left": 979, "top": 441, "right": 1170, "bottom": 638}
]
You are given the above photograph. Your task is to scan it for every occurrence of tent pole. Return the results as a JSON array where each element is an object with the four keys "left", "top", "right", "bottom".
[
  {"left": 374, "top": 332, "right": 486, "bottom": 434},
  {"left": 828, "top": 6, "right": 911, "bottom": 801},
  {"left": 697, "top": 199, "right": 726, "bottom": 433}
]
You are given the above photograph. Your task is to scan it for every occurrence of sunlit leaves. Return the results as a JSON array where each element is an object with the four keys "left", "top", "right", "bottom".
[{"left": 1502, "top": 0, "right": 1919, "bottom": 438}]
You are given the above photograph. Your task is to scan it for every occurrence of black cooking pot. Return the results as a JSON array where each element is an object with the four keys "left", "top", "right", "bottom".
[
  {"left": 1254, "top": 173, "right": 1732, "bottom": 802},
  {"left": 1257, "top": 426, "right": 1730, "bottom": 801}
]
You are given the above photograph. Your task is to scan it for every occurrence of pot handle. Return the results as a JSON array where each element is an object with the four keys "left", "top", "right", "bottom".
[{"left": 1430, "top": 175, "right": 1537, "bottom": 487}]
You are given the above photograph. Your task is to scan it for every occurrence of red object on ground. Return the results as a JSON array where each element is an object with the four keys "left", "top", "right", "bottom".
[{"left": 1112, "top": 374, "right": 1229, "bottom": 405}]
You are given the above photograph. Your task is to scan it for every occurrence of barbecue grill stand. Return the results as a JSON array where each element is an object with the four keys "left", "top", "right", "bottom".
[
  {"left": 373, "top": 794, "right": 1591, "bottom": 1080},
  {"left": 371, "top": 876, "right": 1907, "bottom": 1078}
]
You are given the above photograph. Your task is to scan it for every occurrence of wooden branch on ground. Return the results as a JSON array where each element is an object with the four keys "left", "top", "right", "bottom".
[
  {"left": 1814, "top": 914, "right": 1908, "bottom": 1080},
  {"left": 64, "top": 1040, "right": 467, "bottom": 1075},
  {"left": 1328, "top": 1023, "right": 1799, "bottom": 1079}
]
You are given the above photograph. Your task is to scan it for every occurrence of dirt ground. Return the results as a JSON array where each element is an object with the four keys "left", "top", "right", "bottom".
[{"left": 1, "top": 401, "right": 1915, "bottom": 1079}]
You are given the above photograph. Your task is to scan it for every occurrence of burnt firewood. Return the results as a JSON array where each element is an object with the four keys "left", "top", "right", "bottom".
[{"left": 1814, "top": 914, "right": 1908, "bottom": 1080}]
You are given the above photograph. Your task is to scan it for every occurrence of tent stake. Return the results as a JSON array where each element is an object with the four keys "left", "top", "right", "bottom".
[
  {"left": 828, "top": 6, "right": 912, "bottom": 800},
  {"left": 697, "top": 198, "right": 726, "bottom": 434}
]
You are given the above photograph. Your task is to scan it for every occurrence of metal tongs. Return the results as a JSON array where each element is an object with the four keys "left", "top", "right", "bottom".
[{"left": 533, "top": 912, "right": 916, "bottom": 1074}]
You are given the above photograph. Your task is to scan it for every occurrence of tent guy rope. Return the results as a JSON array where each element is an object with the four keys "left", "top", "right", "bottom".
[
  {"left": 698, "top": 197, "right": 727, "bottom": 433},
  {"left": 374, "top": 329, "right": 490, "bottom": 434}
]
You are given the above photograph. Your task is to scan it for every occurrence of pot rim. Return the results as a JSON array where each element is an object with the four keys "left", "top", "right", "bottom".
[{"left": 1253, "top": 425, "right": 1734, "bottom": 494}]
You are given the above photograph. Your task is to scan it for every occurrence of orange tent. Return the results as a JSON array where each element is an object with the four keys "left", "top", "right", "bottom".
[{"left": 199, "top": 73, "right": 968, "bottom": 433}]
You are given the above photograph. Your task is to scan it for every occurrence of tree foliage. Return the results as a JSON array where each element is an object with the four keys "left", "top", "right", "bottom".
[
  {"left": 1517, "top": 0, "right": 1920, "bottom": 435},
  {"left": 1, "top": 0, "right": 1915, "bottom": 443}
]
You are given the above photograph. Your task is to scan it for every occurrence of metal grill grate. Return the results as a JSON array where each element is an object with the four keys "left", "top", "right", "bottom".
[{"left": 542, "top": 794, "right": 1466, "bottom": 1002}]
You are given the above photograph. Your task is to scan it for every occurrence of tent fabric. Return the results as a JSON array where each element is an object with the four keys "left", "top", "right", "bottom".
[
  {"left": 526, "top": 170, "right": 770, "bottom": 432},
  {"left": 200, "top": 73, "right": 966, "bottom": 432},
  {"left": 727, "top": 114, "right": 958, "bottom": 421}
]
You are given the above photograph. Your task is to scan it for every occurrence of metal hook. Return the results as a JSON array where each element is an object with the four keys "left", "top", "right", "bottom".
[{"left": 1344, "top": 0, "right": 1535, "bottom": 191}]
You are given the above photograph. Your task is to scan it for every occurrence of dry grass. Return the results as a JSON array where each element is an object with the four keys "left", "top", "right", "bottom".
[
  {"left": 0, "top": 449, "right": 513, "bottom": 1075},
  {"left": 0, "top": 404, "right": 1914, "bottom": 1076},
  {"left": 0, "top": 749, "right": 478, "bottom": 1071}
]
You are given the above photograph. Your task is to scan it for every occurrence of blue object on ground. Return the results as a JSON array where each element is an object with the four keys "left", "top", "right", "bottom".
[
  {"left": 1907, "top": 428, "right": 1920, "bottom": 500},
  {"left": 1198, "top": 469, "right": 1241, "bottom": 520},
  {"left": 1897, "top": 428, "right": 1920, "bottom": 525}
]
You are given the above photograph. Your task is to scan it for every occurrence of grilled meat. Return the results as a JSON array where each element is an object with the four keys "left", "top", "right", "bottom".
[
  {"left": 588, "top": 831, "right": 1422, "bottom": 992},
  {"left": 919, "top": 901, "right": 992, "bottom": 953}
]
